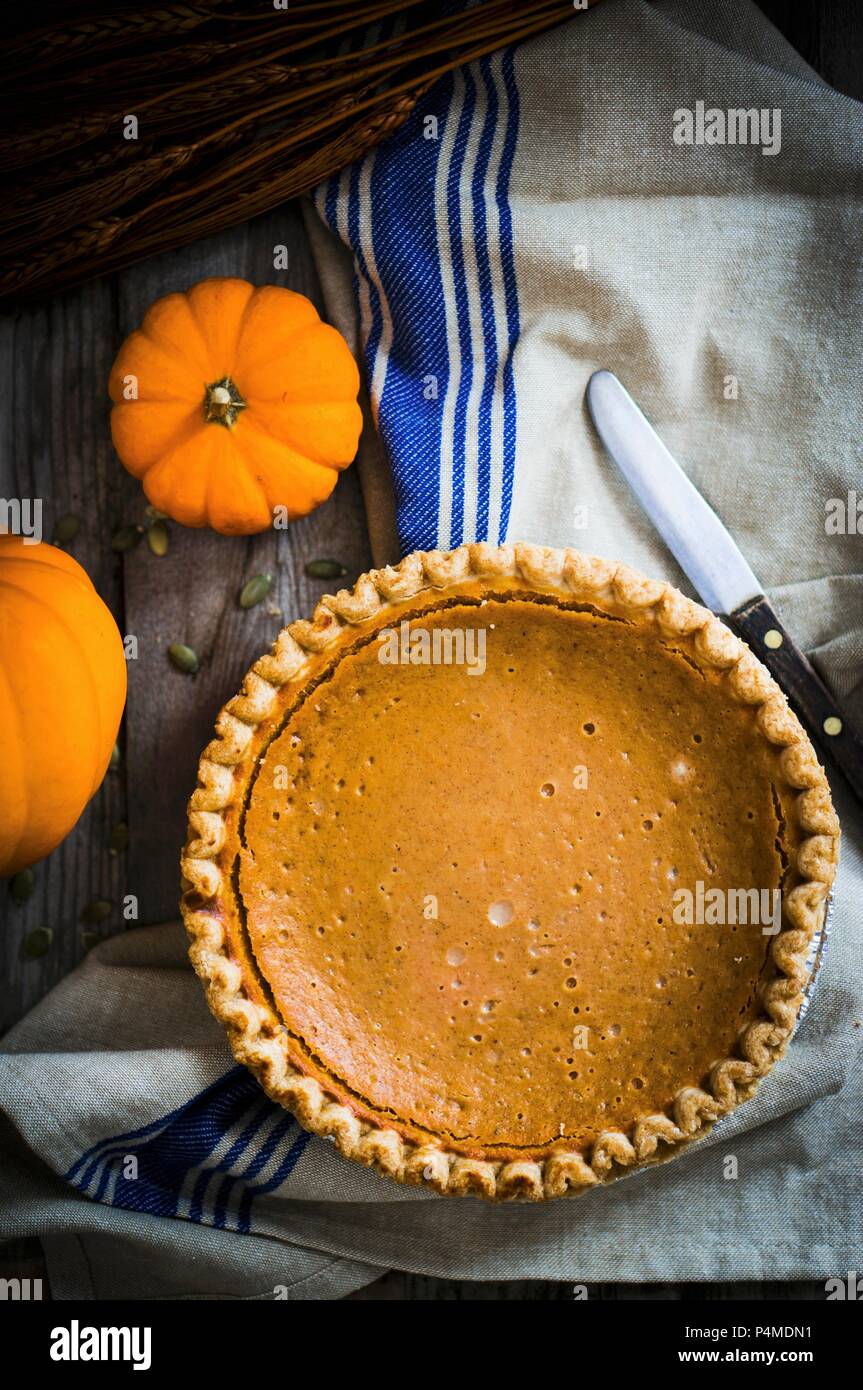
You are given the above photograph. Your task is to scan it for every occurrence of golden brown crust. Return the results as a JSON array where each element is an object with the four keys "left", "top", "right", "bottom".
[{"left": 180, "top": 543, "right": 840, "bottom": 1201}]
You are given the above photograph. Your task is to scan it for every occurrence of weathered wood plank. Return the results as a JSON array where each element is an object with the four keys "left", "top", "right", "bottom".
[
  {"left": 116, "top": 205, "right": 372, "bottom": 926},
  {"left": 0, "top": 275, "right": 136, "bottom": 1033},
  {"left": 0, "top": 203, "right": 371, "bottom": 1023}
]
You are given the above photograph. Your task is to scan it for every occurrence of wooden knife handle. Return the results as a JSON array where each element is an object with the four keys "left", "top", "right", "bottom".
[{"left": 729, "top": 593, "right": 863, "bottom": 806}]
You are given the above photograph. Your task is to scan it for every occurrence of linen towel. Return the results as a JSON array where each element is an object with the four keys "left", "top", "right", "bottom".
[{"left": 1, "top": 0, "right": 861, "bottom": 1298}]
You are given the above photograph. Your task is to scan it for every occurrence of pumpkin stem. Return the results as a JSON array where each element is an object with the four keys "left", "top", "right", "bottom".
[{"left": 204, "top": 376, "right": 246, "bottom": 428}]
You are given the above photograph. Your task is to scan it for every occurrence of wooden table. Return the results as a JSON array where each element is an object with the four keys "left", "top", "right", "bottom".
[
  {"left": 0, "top": 203, "right": 372, "bottom": 1031},
  {"left": 0, "top": 0, "right": 858, "bottom": 1302}
]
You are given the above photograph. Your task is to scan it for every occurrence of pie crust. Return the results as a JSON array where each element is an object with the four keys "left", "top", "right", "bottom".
[{"left": 181, "top": 543, "right": 839, "bottom": 1200}]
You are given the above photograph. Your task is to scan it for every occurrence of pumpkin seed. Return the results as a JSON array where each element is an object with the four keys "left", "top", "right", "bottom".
[
  {"left": 81, "top": 931, "right": 99, "bottom": 953},
  {"left": 53, "top": 513, "right": 80, "bottom": 544},
  {"left": 109, "top": 741, "right": 121, "bottom": 773},
  {"left": 108, "top": 822, "right": 128, "bottom": 854},
  {"left": 81, "top": 898, "right": 112, "bottom": 924},
  {"left": 23, "top": 927, "right": 52, "bottom": 959},
  {"left": 169, "top": 642, "right": 199, "bottom": 675},
  {"left": 144, "top": 505, "right": 168, "bottom": 523},
  {"left": 112, "top": 524, "right": 143, "bottom": 553},
  {"left": 305, "top": 558, "right": 348, "bottom": 580},
  {"left": 239, "top": 573, "right": 273, "bottom": 609},
  {"left": 147, "top": 520, "right": 169, "bottom": 556},
  {"left": 10, "top": 868, "right": 35, "bottom": 903}
]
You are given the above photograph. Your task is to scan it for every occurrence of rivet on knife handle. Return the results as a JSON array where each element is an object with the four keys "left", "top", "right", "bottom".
[{"left": 730, "top": 594, "right": 863, "bottom": 804}]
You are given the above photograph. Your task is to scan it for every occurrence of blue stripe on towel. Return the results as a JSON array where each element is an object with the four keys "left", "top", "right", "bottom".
[
  {"left": 236, "top": 1128, "right": 311, "bottom": 1235},
  {"left": 64, "top": 1067, "right": 308, "bottom": 1233},
  {"left": 187, "top": 1098, "right": 275, "bottom": 1226},
  {"left": 67, "top": 1066, "right": 260, "bottom": 1185},
  {"left": 368, "top": 78, "right": 458, "bottom": 551},
  {"left": 315, "top": 34, "right": 522, "bottom": 554},
  {"left": 209, "top": 1111, "right": 296, "bottom": 1230}
]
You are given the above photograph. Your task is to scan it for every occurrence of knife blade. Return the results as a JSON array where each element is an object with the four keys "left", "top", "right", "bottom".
[{"left": 586, "top": 368, "right": 863, "bottom": 804}]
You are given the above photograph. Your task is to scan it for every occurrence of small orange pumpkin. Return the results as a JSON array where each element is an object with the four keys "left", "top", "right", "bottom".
[
  {"left": 0, "top": 536, "right": 127, "bottom": 876},
  {"left": 109, "top": 278, "right": 362, "bottom": 535}
]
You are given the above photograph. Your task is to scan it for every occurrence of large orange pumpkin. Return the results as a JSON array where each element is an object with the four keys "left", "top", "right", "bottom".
[
  {"left": 109, "top": 278, "right": 362, "bottom": 535},
  {"left": 0, "top": 536, "right": 127, "bottom": 876}
]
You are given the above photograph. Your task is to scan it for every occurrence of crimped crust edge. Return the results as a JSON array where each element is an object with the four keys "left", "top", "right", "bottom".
[{"left": 180, "top": 543, "right": 840, "bottom": 1202}]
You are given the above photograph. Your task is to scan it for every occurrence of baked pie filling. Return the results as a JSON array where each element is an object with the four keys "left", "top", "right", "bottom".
[{"left": 182, "top": 547, "right": 838, "bottom": 1198}]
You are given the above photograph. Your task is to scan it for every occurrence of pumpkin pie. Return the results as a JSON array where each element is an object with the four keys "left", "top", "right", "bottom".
[{"left": 181, "top": 544, "right": 839, "bottom": 1200}]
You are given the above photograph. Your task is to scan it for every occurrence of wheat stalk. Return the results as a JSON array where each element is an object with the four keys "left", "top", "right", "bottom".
[
  {"left": 5, "top": 5, "right": 215, "bottom": 70},
  {"left": 0, "top": 0, "right": 597, "bottom": 308},
  {"left": 0, "top": 148, "right": 199, "bottom": 252}
]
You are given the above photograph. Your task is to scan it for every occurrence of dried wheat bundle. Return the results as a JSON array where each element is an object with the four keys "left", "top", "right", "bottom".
[{"left": 0, "top": 0, "right": 596, "bottom": 308}]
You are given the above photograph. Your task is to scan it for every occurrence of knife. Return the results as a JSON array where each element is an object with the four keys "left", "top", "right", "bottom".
[{"left": 586, "top": 368, "right": 863, "bottom": 804}]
